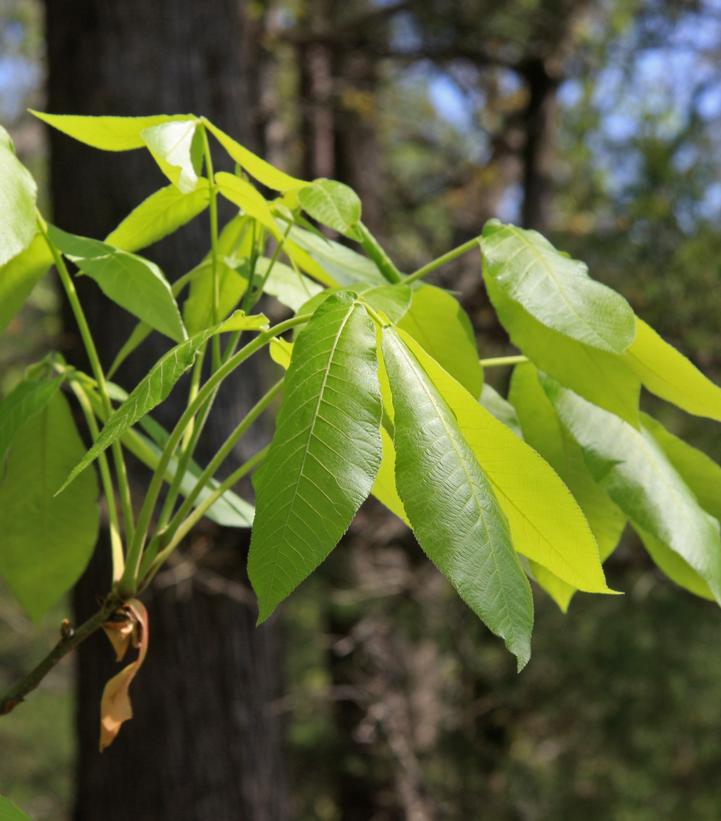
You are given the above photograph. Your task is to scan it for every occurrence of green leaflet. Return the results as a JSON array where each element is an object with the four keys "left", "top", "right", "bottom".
[
  {"left": 30, "top": 111, "right": 190, "bottom": 151},
  {"left": 0, "top": 126, "right": 37, "bottom": 266},
  {"left": 59, "top": 327, "right": 216, "bottom": 491},
  {"left": 481, "top": 220, "right": 636, "bottom": 353},
  {"left": 541, "top": 375, "right": 721, "bottom": 604},
  {"left": 0, "top": 392, "right": 99, "bottom": 619},
  {"left": 382, "top": 327, "right": 533, "bottom": 669},
  {"left": 183, "top": 261, "right": 247, "bottom": 334},
  {"left": 509, "top": 363, "right": 626, "bottom": 611},
  {"left": 636, "top": 527, "right": 713, "bottom": 601},
  {"left": 118, "top": 421, "right": 254, "bottom": 528},
  {"left": 216, "top": 172, "right": 283, "bottom": 241},
  {"left": 480, "top": 384, "right": 523, "bottom": 438},
  {"left": 0, "top": 374, "right": 62, "bottom": 464},
  {"left": 249, "top": 292, "right": 382, "bottom": 622},
  {"left": 48, "top": 225, "right": 186, "bottom": 343},
  {"left": 257, "top": 257, "right": 323, "bottom": 312},
  {"left": 105, "top": 182, "right": 210, "bottom": 252},
  {"left": 298, "top": 178, "right": 362, "bottom": 237},
  {"left": 286, "top": 224, "right": 386, "bottom": 286},
  {"left": 0, "top": 235, "right": 52, "bottom": 333},
  {"left": 398, "top": 284, "right": 483, "bottom": 399},
  {"left": 371, "top": 426, "right": 407, "bottom": 521},
  {"left": 0, "top": 794, "right": 31, "bottom": 820},
  {"left": 360, "top": 284, "right": 412, "bottom": 324},
  {"left": 626, "top": 318, "right": 721, "bottom": 422},
  {"left": 140, "top": 119, "right": 202, "bottom": 194},
  {"left": 399, "top": 331, "right": 612, "bottom": 596},
  {"left": 484, "top": 271, "right": 640, "bottom": 424},
  {"left": 204, "top": 119, "right": 307, "bottom": 192}
]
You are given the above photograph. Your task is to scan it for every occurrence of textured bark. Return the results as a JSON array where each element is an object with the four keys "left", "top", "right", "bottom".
[{"left": 44, "top": 2, "right": 288, "bottom": 819}]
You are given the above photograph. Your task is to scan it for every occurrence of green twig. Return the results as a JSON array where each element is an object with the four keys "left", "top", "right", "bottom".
[
  {"left": 404, "top": 238, "right": 480, "bottom": 286},
  {"left": 480, "top": 355, "right": 528, "bottom": 368}
]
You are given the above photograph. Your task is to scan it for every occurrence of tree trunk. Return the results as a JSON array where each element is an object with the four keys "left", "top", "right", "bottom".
[
  {"left": 520, "top": 58, "right": 560, "bottom": 232},
  {"left": 43, "top": 2, "right": 288, "bottom": 819}
]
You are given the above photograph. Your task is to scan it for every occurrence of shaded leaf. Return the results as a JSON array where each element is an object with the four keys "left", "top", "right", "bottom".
[
  {"left": 481, "top": 220, "right": 635, "bottom": 353},
  {"left": 480, "top": 384, "right": 523, "bottom": 438},
  {"left": 0, "top": 374, "right": 62, "bottom": 464},
  {"left": 249, "top": 293, "right": 382, "bottom": 622},
  {"left": 60, "top": 328, "right": 216, "bottom": 491},
  {"left": 0, "top": 794, "right": 31, "bottom": 820},
  {"left": 286, "top": 224, "right": 386, "bottom": 286},
  {"left": 0, "top": 392, "right": 99, "bottom": 619},
  {"left": 183, "top": 261, "right": 247, "bottom": 334},
  {"left": 382, "top": 328, "right": 533, "bottom": 668},
  {"left": 257, "top": 257, "right": 323, "bottom": 311},
  {"left": 48, "top": 225, "right": 186, "bottom": 342}
]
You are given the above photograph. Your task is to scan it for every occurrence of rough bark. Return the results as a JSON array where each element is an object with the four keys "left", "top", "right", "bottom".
[{"left": 44, "top": 2, "right": 288, "bottom": 819}]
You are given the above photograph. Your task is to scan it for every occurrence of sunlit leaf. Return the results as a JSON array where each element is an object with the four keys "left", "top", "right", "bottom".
[
  {"left": 298, "top": 178, "right": 362, "bottom": 237},
  {"left": 400, "top": 331, "right": 612, "bottom": 596},
  {"left": 141, "top": 119, "right": 201, "bottom": 194},
  {"left": 541, "top": 374, "right": 721, "bottom": 604},
  {"left": 31, "top": 110, "right": 189, "bottom": 151},
  {"left": 0, "top": 236, "right": 53, "bottom": 333},
  {"left": 105, "top": 182, "right": 210, "bottom": 252},
  {"left": 0, "top": 126, "right": 37, "bottom": 266},
  {"left": 398, "top": 284, "right": 483, "bottom": 398},
  {"left": 204, "top": 119, "right": 307, "bottom": 192},
  {"left": 626, "top": 317, "right": 721, "bottom": 422},
  {"left": 481, "top": 220, "right": 636, "bottom": 353},
  {"left": 484, "top": 272, "right": 640, "bottom": 423},
  {"left": 509, "top": 363, "right": 626, "bottom": 611}
]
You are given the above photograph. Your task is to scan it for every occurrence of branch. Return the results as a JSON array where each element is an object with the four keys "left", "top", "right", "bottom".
[{"left": 0, "top": 593, "right": 122, "bottom": 716}]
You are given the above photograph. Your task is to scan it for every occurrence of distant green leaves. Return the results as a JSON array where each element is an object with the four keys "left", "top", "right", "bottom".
[
  {"left": 482, "top": 220, "right": 636, "bottom": 353},
  {"left": 0, "top": 125, "right": 37, "bottom": 267},
  {"left": 105, "top": 183, "right": 210, "bottom": 252},
  {"left": 249, "top": 293, "right": 382, "bottom": 622},
  {"left": 382, "top": 328, "right": 533, "bottom": 669},
  {"left": 298, "top": 179, "right": 362, "bottom": 237},
  {"left": 0, "top": 392, "right": 99, "bottom": 619},
  {"left": 141, "top": 119, "right": 201, "bottom": 193},
  {"left": 60, "top": 328, "right": 216, "bottom": 491},
  {"left": 626, "top": 318, "right": 721, "bottom": 422},
  {"left": 542, "top": 376, "right": 721, "bottom": 604},
  {"left": 48, "top": 225, "right": 186, "bottom": 342},
  {"left": 398, "top": 284, "right": 482, "bottom": 398},
  {"left": 31, "top": 110, "right": 189, "bottom": 151}
]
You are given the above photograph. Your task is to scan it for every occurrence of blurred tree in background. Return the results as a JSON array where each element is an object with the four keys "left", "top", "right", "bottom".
[{"left": 2, "top": 1, "right": 721, "bottom": 819}]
